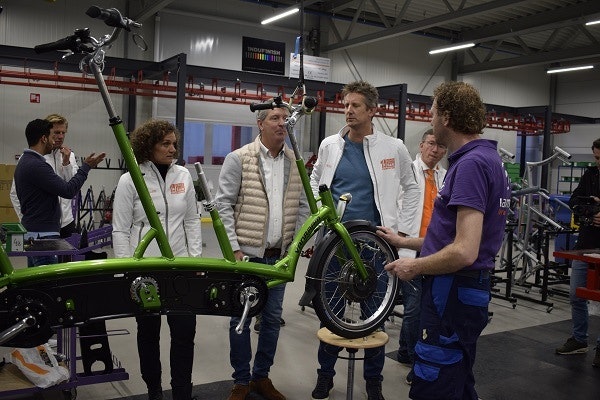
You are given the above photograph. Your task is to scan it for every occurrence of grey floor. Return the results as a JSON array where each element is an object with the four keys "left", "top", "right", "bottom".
[{"left": 2, "top": 222, "right": 597, "bottom": 400}]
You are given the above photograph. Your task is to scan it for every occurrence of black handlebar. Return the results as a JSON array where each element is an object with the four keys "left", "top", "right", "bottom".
[
  {"left": 86, "top": 5, "right": 140, "bottom": 31},
  {"left": 249, "top": 100, "right": 280, "bottom": 112},
  {"left": 249, "top": 96, "right": 318, "bottom": 112},
  {"left": 34, "top": 28, "right": 93, "bottom": 54}
]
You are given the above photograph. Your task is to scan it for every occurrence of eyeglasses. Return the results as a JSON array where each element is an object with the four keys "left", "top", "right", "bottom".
[{"left": 423, "top": 140, "right": 447, "bottom": 150}]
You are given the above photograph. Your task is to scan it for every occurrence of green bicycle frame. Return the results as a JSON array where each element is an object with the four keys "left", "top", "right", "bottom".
[{"left": 0, "top": 29, "right": 369, "bottom": 297}]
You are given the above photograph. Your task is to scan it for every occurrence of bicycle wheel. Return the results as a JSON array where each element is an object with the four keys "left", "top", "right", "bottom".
[{"left": 310, "top": 223, "right": 399, "bottom": 339}]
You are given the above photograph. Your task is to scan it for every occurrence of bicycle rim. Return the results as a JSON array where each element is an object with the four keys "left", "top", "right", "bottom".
[{"left": 312, "top": 226, "right": 399, "bottom": 339}]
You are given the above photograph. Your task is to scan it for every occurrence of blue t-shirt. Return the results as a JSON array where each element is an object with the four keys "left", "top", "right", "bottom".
[
  {"left": 420, "top": 139, "right": 510, "bottom": 270},
  {"left": 331, "top": 135, "right": 381, "bottom": 225}
]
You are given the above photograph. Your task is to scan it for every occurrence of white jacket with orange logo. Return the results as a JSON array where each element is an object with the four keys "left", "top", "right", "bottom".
[
  {"left": 310, "top": 124, "right": 420, "bottom": 241},
  {"left": 112, "top": 161, "right": 202, "bottom": 258}
]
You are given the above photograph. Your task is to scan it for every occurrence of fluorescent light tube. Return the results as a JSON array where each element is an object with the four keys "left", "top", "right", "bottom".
[
  {"left": 261, "top": 8, "right": 300, "bottom": 25},
  {"left": 585, "top": 19, "right": 600, "bottom": 26},
  {"left": 428, "top": 42, "right": 475, "bottom": 55},
  {"left": 547, "top": 65, "right": 594, "bottom": 74}
]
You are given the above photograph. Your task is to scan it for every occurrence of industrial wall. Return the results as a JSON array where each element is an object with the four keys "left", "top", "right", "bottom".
[{"left": 0, "top": 0, "right": 598, "bottom": 203}]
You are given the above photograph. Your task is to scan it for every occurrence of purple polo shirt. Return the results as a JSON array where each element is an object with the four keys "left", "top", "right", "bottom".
[{"left": 420, "top": 139, "right": 510, "bottom": 271}]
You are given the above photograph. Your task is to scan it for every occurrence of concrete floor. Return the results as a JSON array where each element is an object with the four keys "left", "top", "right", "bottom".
[{"left": 1, "top": 221, "right": 590, "bottom": 400}]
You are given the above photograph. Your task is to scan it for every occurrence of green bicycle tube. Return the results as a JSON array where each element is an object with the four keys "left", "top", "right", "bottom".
[
  {"left": 296, "top": 158, "right": 318, "bottom": 215},
  {"left": 209, "top": 208, "right": 236, "bottom": 263},
  {"left": 90, "top": 61, "right": 174, "bottom": 260}
]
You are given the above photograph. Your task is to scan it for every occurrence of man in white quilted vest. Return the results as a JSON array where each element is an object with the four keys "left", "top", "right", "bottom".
[{"left": 216, "top": 100, "right": 309, "bottom": 400}]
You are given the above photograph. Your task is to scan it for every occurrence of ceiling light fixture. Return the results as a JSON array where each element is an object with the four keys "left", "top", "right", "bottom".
[
  {"left": 547, "top": 65, "right": 594, "bottom": 74},
  {"left": 261, "top": 7, "right": 300, "bottom": 25},
  {"left": 585, "top": 19, "right": 600, "bottom": 26},
  {"left": 428, "top": 42, "right": 475, "bottom": 55}
]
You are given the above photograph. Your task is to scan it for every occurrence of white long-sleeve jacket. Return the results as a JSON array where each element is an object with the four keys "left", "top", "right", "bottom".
[
  {"left": 10, "top": 149, "right": 77, "bottom": 227},
  {"left": 112, "top": 161, "right": 202, "bottom": 258},
  {"left": 410, "top": 153, "right": 447, "bottom": 237},
  {"left": 310, "top": 124, "right": 420, "bottom": 243}
]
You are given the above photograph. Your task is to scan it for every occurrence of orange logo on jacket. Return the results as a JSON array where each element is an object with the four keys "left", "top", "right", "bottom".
[
  {"left": 380, "top": 158, "right": 395, "bottom": 170},
  {"left": 170, "top": 183, "right": 185, "bottom": 194}
]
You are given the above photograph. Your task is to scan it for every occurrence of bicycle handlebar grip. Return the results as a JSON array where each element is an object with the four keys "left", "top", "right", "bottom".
[
  {"left": 303, "top": 96, "right": 318, "bottom": 111},
  {"left": 86, "top": 5, "right": 140, "bottom": 30},
  {"left": 511, "top": 187, "right": 540, "bottom": 197},
  {"left": 554, "top": 146, "right": 571, "bottom": 160},
  {"left": 249, "top": 101, "right": 276, "bottom": 112},
  {"left": 34, "top": 35, "right": 79, "bottom": 54}
]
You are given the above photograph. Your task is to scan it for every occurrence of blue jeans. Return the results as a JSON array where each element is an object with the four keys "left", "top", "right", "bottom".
[
  {"left": 316, "top": 246, "right": 386, "bottom": 382},
  {"left": 229, "top": 255, "right": 286, "bottom": 385},
  {"left": 570, "top": 259, "right": 600, "bottom": 346},
  {"left": 317, "top": 332, "right": 385, "bottom": 381},
  {"left": 26, "top": 234, "right": 60, "bottom": 267},
  {"left": 399, "top": 277, "right": 422, "bottom": 362}
]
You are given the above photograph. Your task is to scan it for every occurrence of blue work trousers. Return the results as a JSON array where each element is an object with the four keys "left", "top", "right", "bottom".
[
  {"left": 410, "top": 272, "right": 490, "bottom": 400},
  {"left": 229, "top": 255, "right": 286, "bottom": 385}
]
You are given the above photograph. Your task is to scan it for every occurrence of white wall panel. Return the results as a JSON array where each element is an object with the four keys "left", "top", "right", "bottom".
[
  {"left": 463, "top": 66, "right": 550, "bottom": 108},
  {"left": 0, "top": 76, "right": 126, "bottom": 194},
  {"left": 158, "top": 10, "right": 300, "bottom": 72},
  {"left": 324, "top": 21, "right": 451, "bottom": 95},
  {"left": 554, "top": 69, "right": 600, "bottom": 118}
]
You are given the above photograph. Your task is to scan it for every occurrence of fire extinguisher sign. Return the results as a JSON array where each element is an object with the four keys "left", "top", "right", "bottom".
[{"left": 30, "top": 93, "right": 40, "bottom": 103}]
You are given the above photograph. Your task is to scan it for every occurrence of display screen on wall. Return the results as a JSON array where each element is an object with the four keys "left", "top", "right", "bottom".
[{"left": 242, "top": 37, "right": 285, "bottom": 75}]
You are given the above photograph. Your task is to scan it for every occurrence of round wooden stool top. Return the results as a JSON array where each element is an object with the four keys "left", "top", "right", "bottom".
[{"left": 317, "top": 327, "right": 389, "bottom": 349}]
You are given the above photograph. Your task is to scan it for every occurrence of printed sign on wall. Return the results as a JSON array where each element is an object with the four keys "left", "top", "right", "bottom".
[
  {"left": 289, "top": 53, "right": 331, "bottom": 82},
  {"left": 242, "top": 37, "right": 285, "bottom": 75}
]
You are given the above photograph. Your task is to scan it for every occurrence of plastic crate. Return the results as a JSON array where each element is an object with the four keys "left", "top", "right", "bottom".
[{"left": 1, "top": 223, "right": 27, "bottom": 252}]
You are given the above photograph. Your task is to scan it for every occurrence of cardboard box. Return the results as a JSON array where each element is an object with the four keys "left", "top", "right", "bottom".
[
  {"left": 0, "top": 206, "right": 19, "bottom": 223},
  {"left": 0, "top": 164, "right": 17, "bottom": 207}
]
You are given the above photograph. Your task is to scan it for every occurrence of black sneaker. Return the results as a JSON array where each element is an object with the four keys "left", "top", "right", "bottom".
[
  {"left": 593, "top": 346, "right": 600, "bottom": 368},
  {"left": 396, "top": 349, "right": 411, "bottom": 365},
  {"left": 405, "top": 370, "right": 414, "bottom": 385},
  {"left": 365, "top": 379, "right": 385, "bottom": 400},
  {"left": 555, "top": 336, "right": 588, "bottom": 354},
  {"left": 311, "top": 374, "right": 333, "bottom": 400},
  {"left": 147, "top": 388, "right": 163, "bottom": 400}
]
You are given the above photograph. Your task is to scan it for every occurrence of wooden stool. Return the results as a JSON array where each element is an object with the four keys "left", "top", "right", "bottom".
[{"left": 317, "top": 327, "right": 389, "bottom": 400}]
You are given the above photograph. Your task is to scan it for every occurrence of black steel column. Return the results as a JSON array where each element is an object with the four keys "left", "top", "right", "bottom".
[
  {"left": 175, "top": 53, "right": 187, "bottom": 161},
  {"left": 397, "top": 83, "right": 407, "bottom": 140},
  {"left": 541, "top": 106, "right": 552, "bottom": 189}
]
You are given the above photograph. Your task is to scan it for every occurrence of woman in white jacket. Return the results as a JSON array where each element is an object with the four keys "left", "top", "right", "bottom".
[{"left": 112, "top": 119, "right": 202, "bottom": 400}]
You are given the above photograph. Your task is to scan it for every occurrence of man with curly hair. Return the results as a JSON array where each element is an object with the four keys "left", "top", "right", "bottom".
[{"left": 378, "top": 81, "right": 511, "bottom": 400}]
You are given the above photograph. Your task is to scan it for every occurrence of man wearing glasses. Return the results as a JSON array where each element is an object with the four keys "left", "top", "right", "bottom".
[{"left": 397, "top": 129, "right": 447, "bottom": 385}]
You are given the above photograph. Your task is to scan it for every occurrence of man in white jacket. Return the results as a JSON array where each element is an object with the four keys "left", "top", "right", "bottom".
[
  {"left": 10, "top": 114, "right": 79, "bottom": 238},
  {"left": 309, "top": 80, "right": 420, "bottom": 400}
]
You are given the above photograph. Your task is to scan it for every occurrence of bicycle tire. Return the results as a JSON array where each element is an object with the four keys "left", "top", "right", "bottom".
[{"left": 310, "top": 223, "right": 399, "bottom": 339}]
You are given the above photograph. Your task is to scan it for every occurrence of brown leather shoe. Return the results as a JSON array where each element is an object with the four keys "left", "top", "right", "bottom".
[
  {"left": 227, "top": 384, "right": 250, "bottom": 400},
  {"left": 249, "top": 377, "right": 286, "bottom": 400}
]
